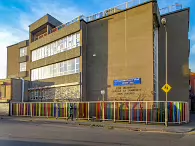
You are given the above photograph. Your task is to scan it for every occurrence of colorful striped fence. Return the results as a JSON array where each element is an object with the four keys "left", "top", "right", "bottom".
[{"left": 10, "top": 101, "right": 190, "bottom": 124}]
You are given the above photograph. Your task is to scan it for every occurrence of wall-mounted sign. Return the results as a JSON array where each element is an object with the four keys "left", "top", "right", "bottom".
[{"left": 113, "top": 78, "right": 141, "bottom": 87}]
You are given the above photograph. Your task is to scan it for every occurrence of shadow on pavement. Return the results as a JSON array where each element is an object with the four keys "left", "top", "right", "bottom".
[{"left": 0, "top": 139, "right": 87, "bottom": 146}]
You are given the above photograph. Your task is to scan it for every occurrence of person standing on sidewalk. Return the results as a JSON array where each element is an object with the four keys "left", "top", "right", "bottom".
[{"left": 67, "top": 104, "right": 74, "bottom": 121}]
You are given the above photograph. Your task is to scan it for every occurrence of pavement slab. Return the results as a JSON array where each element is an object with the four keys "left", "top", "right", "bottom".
[
  {"left": 1, "top": 116, "right": 195, "bottom": 134},
  {"left": 0, "top": 119, "right": 195, "bottom": 146}
]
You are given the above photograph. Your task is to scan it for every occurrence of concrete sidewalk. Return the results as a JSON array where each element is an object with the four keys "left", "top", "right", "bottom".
[{"left": 1, "top": 116, "right": 195, "bottom": 134}]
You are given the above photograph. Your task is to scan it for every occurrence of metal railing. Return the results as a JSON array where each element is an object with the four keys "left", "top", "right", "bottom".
[
  {"left": 81, "top": 0, "right": 151, "bottom": 22},
  {"left": 160, "top": 3, "right": 182, "bottom": 15},
  {"left": 10, "top": 101, "right": 189, "bottom": 124},
  {"left": 32, "top": 1, "right": 183, "bottom": 42},
  {"left": 34, "top": 0, "right": 150, "bottom": 41}
]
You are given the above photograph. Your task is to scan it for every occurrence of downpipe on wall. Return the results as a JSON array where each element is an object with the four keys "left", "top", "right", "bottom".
[{"left": 21, "top": 78, "right": 24, "bottom": 102}]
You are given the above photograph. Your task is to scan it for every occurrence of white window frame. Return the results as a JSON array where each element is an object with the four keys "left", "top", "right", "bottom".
[
  {"left": 20, "top": 47, "right": 27, "bottom": 57},
  {"left": 20, "top": 62, "right": 26, "bottom": 72},
  {"left": 76, "top": 33, "right": 80, "bottom": 47},
  {"left": 75, "top": 58, "right": 80, "bottom": 73},
  {"left": 53, "top": 42, "right": 57, "bottom": 55},
  {"left": 30, "top": 57, "right": 80, "bottom": 80}
]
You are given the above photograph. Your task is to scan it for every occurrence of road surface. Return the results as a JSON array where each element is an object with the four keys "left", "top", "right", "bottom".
[{"left": 0, "top": 119, "right": 194, "bottom": 146}]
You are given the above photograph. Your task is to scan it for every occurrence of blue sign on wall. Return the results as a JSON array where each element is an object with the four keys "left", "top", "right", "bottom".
[{"left": 113, "top": 78, "right": 141, "bottom": 87}]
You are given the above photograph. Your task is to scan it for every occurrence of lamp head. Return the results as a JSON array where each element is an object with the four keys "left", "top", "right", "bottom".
[{"left": 161, "top": 18, "right": 167, "bottom": 25}]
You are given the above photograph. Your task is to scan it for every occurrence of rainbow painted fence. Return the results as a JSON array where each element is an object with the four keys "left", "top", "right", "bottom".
[{"left": 10, "top": 101, "right": 190, "bottom": 124}]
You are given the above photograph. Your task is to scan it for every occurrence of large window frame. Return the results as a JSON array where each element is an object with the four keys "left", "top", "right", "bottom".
[
  {"left": 31, "top": 58, "right": 80, "bottom": 81},
  {"left": 20, "top": 47, "right": 27, "bottom": 57},
  {"left": 31, "top": 32, "right": 80, "bottom": 62},
  {"left": 20, "top": 62, "right": 27, "bottom": 72}
]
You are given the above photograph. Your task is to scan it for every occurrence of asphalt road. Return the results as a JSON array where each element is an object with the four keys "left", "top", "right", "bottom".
[{"left": 0, "top": 119, "right": 195, "bottom": 146}]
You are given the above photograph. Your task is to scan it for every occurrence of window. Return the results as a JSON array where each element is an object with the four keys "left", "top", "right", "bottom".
[
  {"left": 64, "top": 62, "right": 67, "bottom": 75},
  {"left": 20, "top": 62, "right": 26, "bottom": 72},
  {"left": 31, "top": 58, "right": 80, "bottom": 81},
  {"left": 72, "top": 34, "right": 76, "bottom": 48},
  {"left": 31, "top": 32, "right": 81, "bottom": 62},
  {"left": 20, "top": 47, "right": 27, "bottom": 57},
  {"left": 76, "top": 33, "right": 80, "bottom": 47},
  {"left": 59, "top": 62, "right": 64, "bottom": 75},
  {"left": 53, "top": 64, "right": 57, "bottom": 77},
  {"left": 67, "top": 59, "right": 75, "bottom": 74},
  {"left": 52, "top": 42, "right": 57, "bottom": 55},
  {"left": 32, "top": 51, "right": 35, "bottom": 62},
  {"left": 49, "top": 65, "right": 54, "bottom": 78},
  {"left": 50, "top": 43, "right": 54, "bottom": 56},
  {"left": 47, "top": 44, "right": 51, "bottom": 56},
  {"left": 37, "top": 49, "right": 41, "bottom": 60},
  {"left": 75, "top": 58, "right": 80, "bottom": 73},
  {"left": 67, "top": 35, "right": 72, "bottom": 50},
  {"left": 45, "top": 66, "right": 49, "bottom": 79},
  {"left": 63, "top": 38, "right": 67, "bottom": 52},
  {"left": 41, "top": 47, "right": 45, "bottom": 59},
  {"left": 57, "top": 40, "right": 62, "bottom": 53},
  {"left": 44, "top": 46, "right": 48, "bottom": 58}
]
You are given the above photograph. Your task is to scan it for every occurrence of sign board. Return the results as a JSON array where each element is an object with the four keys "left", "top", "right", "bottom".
[
  {"left": 161, "top": 83, "right": 172, "bottom": 93},
  {"left": 113, "top": 78, "right": 141, "bottom": 87}
]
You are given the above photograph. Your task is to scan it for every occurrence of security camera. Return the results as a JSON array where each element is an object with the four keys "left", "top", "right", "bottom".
[{"left": 161, "top": 18, "right": 166, "bottom": 25}]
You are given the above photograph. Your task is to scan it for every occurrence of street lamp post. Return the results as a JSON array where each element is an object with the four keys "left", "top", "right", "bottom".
[
  {"left": 101, "top": 90, "right": 105, "bottom": 121},
  {"left": 161, "top": 18, "right": 168, "bottom": 127}
]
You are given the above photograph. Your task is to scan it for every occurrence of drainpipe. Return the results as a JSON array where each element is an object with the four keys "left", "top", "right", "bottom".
[{"left": 21, "top": 78, "right": 24, "bottom": 102}]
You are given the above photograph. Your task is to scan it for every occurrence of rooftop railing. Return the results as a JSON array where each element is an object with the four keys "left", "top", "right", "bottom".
[
  {"left": 34, "top": 0, "right": 150, "bottom": 41},
  {"left": 160, "top": 3, "right": 182, "bottom": 15},
  {"left": 33, "top": 1, "right": 183, "bottom": 42}
]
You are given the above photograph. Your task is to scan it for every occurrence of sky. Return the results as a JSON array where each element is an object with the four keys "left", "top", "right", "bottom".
[{"left": 0, "top": 0, "right": 194, "bottom": 79}]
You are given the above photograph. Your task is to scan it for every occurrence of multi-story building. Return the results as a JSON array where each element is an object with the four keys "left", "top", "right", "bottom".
[{"left": 6, "top": 0, "right": 190, "bottom": 102}]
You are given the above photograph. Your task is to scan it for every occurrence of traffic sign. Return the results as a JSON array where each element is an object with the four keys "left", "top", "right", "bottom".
[{"left": 161, "top": 83, "right": 172, "bottom": 93}]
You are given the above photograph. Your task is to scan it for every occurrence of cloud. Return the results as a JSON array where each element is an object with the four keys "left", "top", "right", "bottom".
[
  {"left": 0, "top": 0, "right": 85, "bottom": 79},
  {"left": 0, "top": 27, "right": 28, "bottom": 78},
  {"left": 19, "top": 0, "right": 85, "bottom": 25}
]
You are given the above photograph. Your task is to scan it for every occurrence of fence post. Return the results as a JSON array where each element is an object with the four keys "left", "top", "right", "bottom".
[
  {"left": 114, "top": 101, "right": 116, "bottom": 123},
  {"left": 66, "top": 102, "right": 68, "bottom": 119},
  {"left": 39, "top": 103, "right": 41, "bottom": 117},
  {"left": 88, "top": 102, "right": 90, "bottom": 121},
  {"left": 10, "top": 101, "right": 12, "bottom": 116},
  {"left": 56, "top": 103, "right": 58, "bottom": 119},
  {"left": 102, "top": 101, "right": 105, "bottom": 121},
  {"left": 129, "top": 101, "right": 131, "bottom": 124},
  {"left": 46, "top": 103, "right": 48, "bottom": 118},
  {"left": 24, "top": 103, "right": 26, "bottom": 116},
  {"left": 30, "top": 103, "right": 32, "bottom": 117},
  {"left": 146, "top": 102, "right": 148, "bottom": 125}
]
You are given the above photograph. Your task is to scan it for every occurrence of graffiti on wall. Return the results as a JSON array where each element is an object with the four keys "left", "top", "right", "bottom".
[
  {"left": 109, "top": 87, "right": 153, "bottom": 101},
  {"left": 0, "top": 103, "right": 9, "bottom": 116},
  {"left": 29, "top": 85, "right": 80, "bottom": 102}
]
